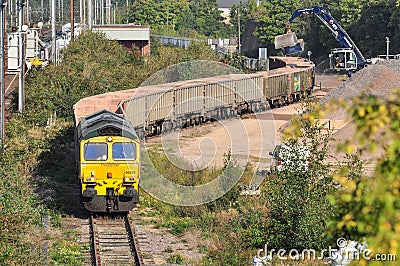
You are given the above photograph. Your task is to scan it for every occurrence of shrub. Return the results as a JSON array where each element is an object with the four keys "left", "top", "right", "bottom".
[
  {"left": 263, "top": 100, "right": 336, "bottom": 250},
  {"left": 329, "top": 91, "right": 400, "bottom": 264},
  {"left": 167, "top": 253, "right": 184, "bottom": 264}
]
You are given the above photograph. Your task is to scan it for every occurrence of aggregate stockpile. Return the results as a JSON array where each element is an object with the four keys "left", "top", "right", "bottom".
[
  {"left": 320, "top": 60, "right": 400, "bottom": 120},
  {"left": 321, "top": 60, "right": 400, "bottom": 162}
]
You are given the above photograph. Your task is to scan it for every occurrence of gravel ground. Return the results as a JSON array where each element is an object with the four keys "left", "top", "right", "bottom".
[
  {"left": 320, "top": 60, "right": 400, "bottom": 119},
  {"left": 321, "top": 61, "right": 400, "bottom": 163}
]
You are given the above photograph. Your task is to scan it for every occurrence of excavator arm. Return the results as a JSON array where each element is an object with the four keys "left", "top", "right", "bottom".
[
  {"left": 275, "top": 6, "right": 369, "bottom": 70},
  {"left": 288, "top": 6, "right": 367, "bottom": 66}
]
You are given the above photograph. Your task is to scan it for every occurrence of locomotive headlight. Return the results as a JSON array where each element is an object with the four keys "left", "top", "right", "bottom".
[
  {"left": 107, "top": 137, "right": 113, "bottom": 142},
  {"left": 124, "top": 177, "right": 135, "bottom": 182},
  {"left": 86, "top": 177, "right": 96, "bottom": 182}
]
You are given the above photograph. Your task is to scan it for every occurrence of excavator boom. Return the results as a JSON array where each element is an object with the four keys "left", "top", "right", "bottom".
[{"left": 275, "top": 6, "right": 369, "bottom": 70}]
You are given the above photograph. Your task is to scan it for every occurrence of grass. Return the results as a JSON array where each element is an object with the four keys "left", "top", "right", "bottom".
[
  {"left": 138, "top": 144, "right": 344, "bottom": 264},
  {"left": 50, "top": 239, "right": 83, "bottom": 265},
  {"left": 137, "top": 149, "right": 266, "bottom": 264},
  {"left": 167, "top": 253, "right": 185, "bottom": 264},
  {"left": 50, "top": 213, "right": 63, "bottom": 228},
  {"left": 165, "top": 246, "right": 174, "bottom": 253}
]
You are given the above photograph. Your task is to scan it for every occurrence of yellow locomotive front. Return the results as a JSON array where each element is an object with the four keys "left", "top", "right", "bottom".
[{"left": 76, "top": 110, "right": 140, "bottom": 213}]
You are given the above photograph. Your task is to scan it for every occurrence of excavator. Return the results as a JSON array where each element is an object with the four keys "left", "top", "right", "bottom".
[{"left": 275, "top": 6, "right": 370, "bottom": 74}]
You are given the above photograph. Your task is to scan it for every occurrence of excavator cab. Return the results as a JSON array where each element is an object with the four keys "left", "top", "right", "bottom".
[{"left": 329, "top": 48, "right": 358, "bottom": 71}]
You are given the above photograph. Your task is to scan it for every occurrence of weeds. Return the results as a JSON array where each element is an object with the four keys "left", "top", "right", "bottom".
[
  {"left": 50, "top": 239, "right": 83, "bottom": 265},
  {"left": 167, "top": 253, "right": 184, "bottom": 264}
]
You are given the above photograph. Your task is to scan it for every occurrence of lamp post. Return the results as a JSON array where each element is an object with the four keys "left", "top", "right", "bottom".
[
  {"left": 51, "top": 0, "right": 56, "bottom": 62},
  {"left": 237, "top": 1, "right": 241, "bottom": 53},
  {"left": 386, "top": 37, "right": 390, "bottom": 60},
  {"left": 18, "top": 0, "right": 25, "bottom": 113}
]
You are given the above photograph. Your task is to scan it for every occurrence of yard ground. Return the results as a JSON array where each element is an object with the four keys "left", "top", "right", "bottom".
[{"left": 145, "top": 74, "right": 347, "bottom": 171}]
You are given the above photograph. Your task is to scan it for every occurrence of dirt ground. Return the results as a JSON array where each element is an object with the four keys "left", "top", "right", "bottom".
[{"left": 145, "top": 74, "right": 347, "bottom": 171}]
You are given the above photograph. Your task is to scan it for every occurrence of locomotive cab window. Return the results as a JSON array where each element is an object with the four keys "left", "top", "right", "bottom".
[
  {"left": 84, "top": 143, "right": 108, "bottom": 161},
  {"left": 112, "top": 142, "right": 136, "bottom": 160}
]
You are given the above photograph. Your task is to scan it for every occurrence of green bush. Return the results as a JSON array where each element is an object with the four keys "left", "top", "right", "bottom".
[
  {"left": 166, "top": 217, "right": 196, "bottom": 235},
  {"left": 0, "top": 119, "right": 46, "bottom": 264},
  {"left": 328, "top": 92, "right": 400, "bottom": 264},
  {"left": 167, "top": 253, "right": 184, "bottom": 264},
  {"left": 263, "top": 101, "right": 336, "bottom": 250},
  {"left": 50, "top": 239, "right": 83, "bottom": 265}
]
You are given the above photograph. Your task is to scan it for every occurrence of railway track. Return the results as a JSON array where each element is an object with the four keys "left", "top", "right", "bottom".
[{"left": 89, "top": 213, "right": 144, "bottom": 266}]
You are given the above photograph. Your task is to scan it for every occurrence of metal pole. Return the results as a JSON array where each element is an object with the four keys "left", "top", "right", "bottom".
[
  {"left": 70, "top": 0, "right": 74, "bottom": 39},
  {"left": 79, "top": 0, "right": 82, "bottom": 26},
  {"left": 18, "top": 0, "right": 24, "bottom": 113},
  {"left": 26, "top": 0, "right": 29, "bottom": 24},
  {"left": 0, "top": 0, "right": 5, "bottom": 149},
  {"left": 237, "top": 0, "right": 241, "bottom": 53},
  {"left": 8, "top": 0, "right": 12, "bottom": 28},
  {"left": 82, "top": 0, "right": 84, "bottom": 27},
  {"left": 106, "top": 0, "right": 110, "bottom": 24},
  {"left": 58, "top": 0, "right": 60, "bottom": 23},
  {"left": 88, "top": 0, "right": 92, "bottom": 29},
  {"left": 100, "top": 0, "right": 103, "bottom": 24},
  {"left": 41, "top": 0, "right": 43, "bottom": 21},
  {"left": 386, "top": 37, "right": 390, "bottom": 60},
  {"left": 52, "top": 0, "right": 56, "bottom": 62}
]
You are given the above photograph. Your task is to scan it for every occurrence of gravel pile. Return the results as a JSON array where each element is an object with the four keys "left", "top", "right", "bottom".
[
  {"left": 378, "top": 59, "right": 400, "bottom": 74},
  {"left": 320, "top": 60, "right": 400, "bottom": 119}
]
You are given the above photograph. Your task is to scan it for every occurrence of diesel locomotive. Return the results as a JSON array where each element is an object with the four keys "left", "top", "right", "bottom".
[{"left": 75, "top": 110, "right": 140, "bottom": 213}]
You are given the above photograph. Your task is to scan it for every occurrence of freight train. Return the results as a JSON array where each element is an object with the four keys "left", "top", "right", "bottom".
[{"left": 74, "top": 56, "right": 315, "bottom": 213}]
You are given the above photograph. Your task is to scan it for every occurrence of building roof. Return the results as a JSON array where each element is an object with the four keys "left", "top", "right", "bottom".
[{"left": 92, "top": 24, "right": 150, "bottom": 41}]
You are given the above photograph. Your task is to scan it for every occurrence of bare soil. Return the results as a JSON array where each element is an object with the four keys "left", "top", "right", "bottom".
[
  {"left": 146, "top": 74, "right": 347, "bottom": 170},
  {"left": 134, "top": 213, "right": 209, "bottom": 265}
]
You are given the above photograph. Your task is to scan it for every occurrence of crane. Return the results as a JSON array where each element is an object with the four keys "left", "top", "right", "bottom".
[{"left": 275, "top": 6, "right": 370, "bottom": 73}]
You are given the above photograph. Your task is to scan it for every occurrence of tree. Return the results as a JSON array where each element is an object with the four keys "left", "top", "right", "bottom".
[
  {"left": 253, "top": 0, "right": 300, "bottom": 43},
  {"left": 128, "top": 0, "right": 233, "bottom": 37},
  {"left": 329, "top": 91, "right": 400, "bottom": 264},
  {"left": 23, "top": 31, "right": 219, "bottom": 126},
  {"left": 177, "top": 0, "right": 233, "bottom": 37},
  {"left": 263, "top": 101, "right": 336, "bottom": 250},
  {"left": 128, "top": 0, "right": 189, "bottom": 33},
  {"left": 347, "top": 0, "right": 400, "bottom": 58}
]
